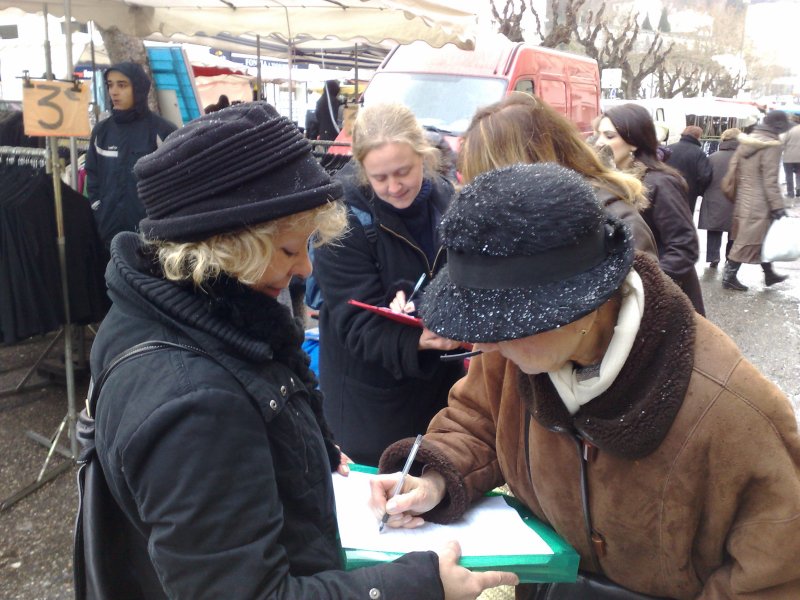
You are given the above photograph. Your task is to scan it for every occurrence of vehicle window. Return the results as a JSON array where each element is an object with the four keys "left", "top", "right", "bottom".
[
  {"left": 514, "top": 80, "right": 535, "bottom": 96},
  {"left": 363, "top": 73, "right": 508, "bottom": 134}
]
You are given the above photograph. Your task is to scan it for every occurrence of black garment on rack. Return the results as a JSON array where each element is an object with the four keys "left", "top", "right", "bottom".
[{"left": 0, "top": 159, "right": 110, "bottom": 344}]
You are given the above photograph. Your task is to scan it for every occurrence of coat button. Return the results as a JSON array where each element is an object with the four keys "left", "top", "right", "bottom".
[
  {"left": 280, "top": 385, "right": 288, "bottom": 396},
  {"left": 368, "top": 589, "right": 381, "bottom": 599},
  {"left": 269, "top": 399, "right": 278, "bottom": 410}
]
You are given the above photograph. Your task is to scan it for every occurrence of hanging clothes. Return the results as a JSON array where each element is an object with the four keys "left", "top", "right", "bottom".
[{"left": 0, "top": 157, "right": 110, "bottom": 344}]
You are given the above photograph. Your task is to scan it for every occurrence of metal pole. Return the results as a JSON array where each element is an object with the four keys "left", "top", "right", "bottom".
[
  {"left": 48, "top": 143, "right": 78, "bottom": 460},
  {"left": 354, "top": 43, "right": 359, "bottom": 97},
  {"left": 256, "top": 34, "right": 262, "bottom": 101},
  {"left": 62, "top": 0, "right": 79, "bottom": 189}
]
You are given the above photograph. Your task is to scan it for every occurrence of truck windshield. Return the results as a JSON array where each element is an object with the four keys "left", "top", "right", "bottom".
[{"left": 363, "top": 73, "right": 508, "bottom": 135}]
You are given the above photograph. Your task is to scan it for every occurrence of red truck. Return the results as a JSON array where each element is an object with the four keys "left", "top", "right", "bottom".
[{"left": 329, "top": 34, "right": 600, "bottom": 154}]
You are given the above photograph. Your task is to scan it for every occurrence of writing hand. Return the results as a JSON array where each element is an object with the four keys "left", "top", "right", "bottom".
[
  {"left": 438, "top": 540, "right": 519, "bottom": 600},
  {"left": 389, "top": 290, "right": 416, "bottom": 315},
  {"left": 419, "top": 327, "right": 462, "bottom": 352},
  {"left": 368, "top": 470, "right": 446, "bottom": 529}
]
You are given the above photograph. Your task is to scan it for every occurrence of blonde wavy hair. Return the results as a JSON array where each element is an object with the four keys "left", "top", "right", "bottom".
[
  {"left": 147, "top": 201, "right": 347, "bottom": 287},
  {"left": 459, "top": 92, "right": 646, "bottom": 207},
  {"left": 351, "top": 102, "right": 440, "bottom": 186}
]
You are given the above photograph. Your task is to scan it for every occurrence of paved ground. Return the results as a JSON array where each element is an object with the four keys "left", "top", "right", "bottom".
[{"left": 1, "top": 249, "right": 798, "bottom": 600}]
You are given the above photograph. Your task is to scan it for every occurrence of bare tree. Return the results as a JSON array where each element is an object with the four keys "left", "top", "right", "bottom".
[
  {"left": 573, "top": 9, "right": 674, "bottom": 99},
  {"left": 490, "top": 0, "right": 528, "bottom": 43},
  {"left": 521, "top": 0, "right": 674, "bottom": 99},
  {"left": 95, "top": 25, "right": 159, "bottom": 112}
]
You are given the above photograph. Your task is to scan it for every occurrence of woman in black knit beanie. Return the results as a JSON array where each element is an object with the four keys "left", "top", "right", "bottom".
[{"left": 80, "top": 101, "right": 515, "bottom": 599}]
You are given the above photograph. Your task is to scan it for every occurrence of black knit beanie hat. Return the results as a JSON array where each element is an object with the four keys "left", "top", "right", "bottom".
[
  {"left": 135, "top": 101, "right": 342, "bottom": 242},
  {"left": 420, "top": 163, "right": 634, "bottom": 343}
]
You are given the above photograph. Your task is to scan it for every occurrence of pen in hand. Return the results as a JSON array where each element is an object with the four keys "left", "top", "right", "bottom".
[
  {"left": 406, "top": 273, "right": 427, "bottom": 305},
  {"left": 379, "top": 434, "right": 423, "bottom": 533}
]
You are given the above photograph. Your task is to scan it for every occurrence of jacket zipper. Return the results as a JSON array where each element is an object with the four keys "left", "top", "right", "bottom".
[{"left": 379, "top": 224, "right": 444, "bottom": 276}]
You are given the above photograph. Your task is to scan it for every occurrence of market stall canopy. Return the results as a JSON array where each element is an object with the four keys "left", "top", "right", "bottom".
[{"left": 0, "top": 0, "right": 478, "bottom": 50}]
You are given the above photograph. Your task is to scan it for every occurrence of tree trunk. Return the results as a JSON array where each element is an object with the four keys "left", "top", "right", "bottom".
[{"left": 95, "top": 25, "right": 159, "bottom": 113}]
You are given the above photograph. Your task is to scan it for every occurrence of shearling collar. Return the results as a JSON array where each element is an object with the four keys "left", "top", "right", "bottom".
[{"left": 519, "top": 252, "right": 696, "bottom": 459}]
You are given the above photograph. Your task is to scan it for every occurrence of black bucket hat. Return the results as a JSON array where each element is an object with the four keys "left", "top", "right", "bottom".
[
  {"left": 135, "top": 101, "right": 342, "bottom": 242},
  {"left": 420, "top": 163, "right": 634, "bottom": 343}
]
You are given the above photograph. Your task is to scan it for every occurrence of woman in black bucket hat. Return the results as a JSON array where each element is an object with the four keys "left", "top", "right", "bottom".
[
  {"left": 372, "top": 163, "right": 800, "bottom": 599},
  {"left": 79, "top": 102, "right": 517, "bottom": 600}
]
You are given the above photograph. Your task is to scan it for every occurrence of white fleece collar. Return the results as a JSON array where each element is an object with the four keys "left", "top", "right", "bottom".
[{"left": 548, "top": 270, "right": 645, "bottom": 415}]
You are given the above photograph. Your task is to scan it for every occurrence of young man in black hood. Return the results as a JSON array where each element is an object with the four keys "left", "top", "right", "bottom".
[{"left": 85, "top": 62, "right": 177, "bottom": 247}]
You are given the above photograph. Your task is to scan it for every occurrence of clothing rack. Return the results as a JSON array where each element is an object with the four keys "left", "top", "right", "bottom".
[{"left": 0, "top": 143, "right": 79, "bottom": 510}]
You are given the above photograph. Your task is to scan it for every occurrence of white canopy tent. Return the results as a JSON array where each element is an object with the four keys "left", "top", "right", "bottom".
[{"left": 0, "top": 1, "right": 478, "bottom": 49}]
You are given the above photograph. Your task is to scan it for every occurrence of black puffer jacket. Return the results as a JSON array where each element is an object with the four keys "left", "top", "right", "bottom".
[
  {"left": 314, "top": 167, "right": 464, "bottom": 467},
  {"left": 665, "top": 134, "right": 713, "bottom": 214},
  {"left": 89, "top": 232, "right": 442, "bottom": 599},
  {"left": 85, "top": 63, "right": 176, "bottom": 245}
]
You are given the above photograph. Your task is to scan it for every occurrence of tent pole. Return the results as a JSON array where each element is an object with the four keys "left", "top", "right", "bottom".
[
  {"left": 256, "top": 34, "right": 262, "bottom": 101},
  {"left": 354, "top": 43, "right": 359, "bottom": 97},
  {"left": 62, "top": 0, "right": 79, "bottom": 189}
]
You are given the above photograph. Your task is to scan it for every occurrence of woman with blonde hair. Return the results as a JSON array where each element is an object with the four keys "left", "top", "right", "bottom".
[
  {"left": 313, "top": 102, "right": 463, "bottom": 467},
  {"left": 459, "top": 92, "right": 657, "bottom": 256},
  {"left": 82, "top": 102, "right": 515, "bottom": 599}
]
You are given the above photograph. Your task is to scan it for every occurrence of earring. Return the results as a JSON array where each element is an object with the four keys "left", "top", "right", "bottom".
[{"left": 580, "top": 329, "right": 587, "bottom": 336}]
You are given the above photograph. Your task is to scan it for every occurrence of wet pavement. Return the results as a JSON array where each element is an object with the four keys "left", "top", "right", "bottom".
[{"left": 1, "top": 232, "right": 799, "bottom": 599}]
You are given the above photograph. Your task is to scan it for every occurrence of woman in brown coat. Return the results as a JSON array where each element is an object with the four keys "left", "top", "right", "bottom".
[
  {"left": 721, "top": 110, "right": 792, "bottom": 291},
  {"left": 372, "top": 163, "right": 800, "bottom": 599}
]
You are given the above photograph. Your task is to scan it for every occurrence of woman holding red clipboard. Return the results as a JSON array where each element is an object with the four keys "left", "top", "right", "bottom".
[{"left": 312, "top": 103, "right": 464, "bottom": 467}]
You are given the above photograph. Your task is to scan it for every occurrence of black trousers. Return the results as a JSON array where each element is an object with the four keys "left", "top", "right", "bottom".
[{"left": 706, "top": 230, "right": 734, "bottom": 263}]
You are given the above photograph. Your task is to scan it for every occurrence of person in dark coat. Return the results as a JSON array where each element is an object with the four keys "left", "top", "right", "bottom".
[
  {"left": 665, "top": 125, "right": 713, "bottom": 215},
  {"left": 596, "top": 103, "right": 705, "bottom": 316},
  {"left": 84, "top": 62, "right": 177, "bottom": 247},
  {"left": 721, "top": 110, "right": 792, "bottom": 291},
  {"left": 86, "top": 102, "right": 514, "bottom": 599},
  {"left": 698, "top": 127, "right": 739, "bottom": 268},
  {"left": 313, "top": 103, "right": 464, "bottom": 467},
  {"left": 315, "top": 79, "right": 341, "bottom": 141}
]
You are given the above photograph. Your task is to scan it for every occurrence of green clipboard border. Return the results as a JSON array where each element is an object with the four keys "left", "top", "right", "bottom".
[{"left": 339, "top": 464, "right": 579, "bottom": 584}]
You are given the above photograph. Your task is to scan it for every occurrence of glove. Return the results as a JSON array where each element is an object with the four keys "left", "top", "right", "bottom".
[{"left": 771, "top": 208, "right": 788, "bottom": 220}]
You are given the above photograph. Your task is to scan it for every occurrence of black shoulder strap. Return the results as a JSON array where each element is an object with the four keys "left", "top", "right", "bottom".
[{"left": 86, "top": 341, "right": 212, "bottom": 419}]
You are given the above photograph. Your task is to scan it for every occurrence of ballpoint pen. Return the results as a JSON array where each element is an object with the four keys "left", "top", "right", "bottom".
[
  {"left": 405, "top": 273, "right": 427, "bottom": 305},
  {"left": 379, "top": 434, "right": 423, "bottom": 533}
]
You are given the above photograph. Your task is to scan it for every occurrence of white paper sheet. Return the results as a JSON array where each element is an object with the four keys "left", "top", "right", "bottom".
[{"left": 332, "top": 470, "right": 553, "bottom": 557}]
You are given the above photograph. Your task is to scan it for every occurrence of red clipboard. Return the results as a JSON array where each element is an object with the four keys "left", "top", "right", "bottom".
[{"left": 347, "top": 299, "right": 423, "bottom": 328}]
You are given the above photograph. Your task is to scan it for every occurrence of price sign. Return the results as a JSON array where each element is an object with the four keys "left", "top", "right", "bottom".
[{"left": 22, "top": 80, "right": 90, "bottom": 137}]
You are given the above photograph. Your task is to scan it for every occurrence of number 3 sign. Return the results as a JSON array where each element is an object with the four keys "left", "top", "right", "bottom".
[{"left": 23, "top": 80, "right": 90, "bottom": 137}]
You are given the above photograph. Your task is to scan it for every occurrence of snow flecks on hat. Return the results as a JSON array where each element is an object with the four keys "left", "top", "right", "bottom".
[{"left": 420, "top": 163, "right": 634, "bottom": 343}]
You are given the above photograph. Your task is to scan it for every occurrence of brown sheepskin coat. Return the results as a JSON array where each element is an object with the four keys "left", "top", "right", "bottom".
[
  {"left": 724, "top": 129, "right": 787, "bottom": 263},
  {"left": 381, "top": 253, "right": 800, "bottom": 599}
]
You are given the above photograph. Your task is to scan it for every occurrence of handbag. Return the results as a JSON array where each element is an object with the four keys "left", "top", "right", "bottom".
[
  {"left": 761, "top": 216, "right": 800, "bottom": 262},
  {"left": 74, "top": 341, "right": 213, "bottom": 600}
]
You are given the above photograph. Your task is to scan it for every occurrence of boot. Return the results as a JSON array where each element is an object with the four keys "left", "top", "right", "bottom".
[
  {"left": 723, "top": 261, "right": 748, "bottom": 291},
  {"left": 762, "top": 262, "right": 788, "bottom": 286}
]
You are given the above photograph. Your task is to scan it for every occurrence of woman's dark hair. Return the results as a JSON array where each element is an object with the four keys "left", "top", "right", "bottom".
[
  {"left": 603, "top": 103, "right": 687, "bottom": 189},
  {"left": 325, "top": 80, "right": 341, "bottom": 97}
]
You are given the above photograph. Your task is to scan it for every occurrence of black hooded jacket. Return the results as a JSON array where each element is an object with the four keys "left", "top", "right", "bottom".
[
  {"left": 85, "top": 62, "right": 177, "bottom": 245},
  {"left": 89, "top": 232, "right": 443, "bottom": 599},
  {"left": 665, "top": 134, "right": 713, "bottom": 214}
]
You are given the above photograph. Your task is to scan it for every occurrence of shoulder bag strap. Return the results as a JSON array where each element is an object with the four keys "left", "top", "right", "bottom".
[{"left": 86, "top": 340, "right": 213, "bottom": 419}]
